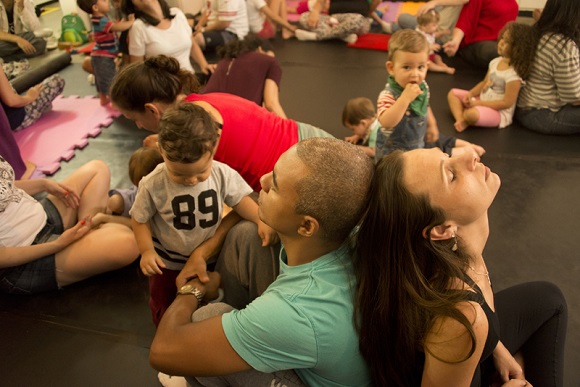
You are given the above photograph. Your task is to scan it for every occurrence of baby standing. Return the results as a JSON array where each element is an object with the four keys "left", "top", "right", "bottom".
[
  {"left": 130, "top": 102, "right": 277, "bottom": 326},
  {"left": 375, "top": 29, "right": 484, "bottom": 161},
  {"left": 448, "top": 22, "right": 537, "bottom": 131},
  {"left": 77, "top": 0, "right": 134, "bottom": 105}
]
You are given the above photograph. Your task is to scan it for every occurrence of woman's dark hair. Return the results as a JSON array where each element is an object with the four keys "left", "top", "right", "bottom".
[
  {"left": 217, "top": 33, "right": 273, "bottom": 59},
  {"left": 121, "top": 0, "right": 174, "bottom": 26},
  {"left": 110, "top": 55, "right": 200, "bottom": 113},
  {"left": 535, "top": 0, "right": 580, "bottom": 48},
  {"left": 354, "top": 151, "right": 477, "bottom": 386},
  {"left": 499, "top": 22, "right": 539, "bottom": 80}
]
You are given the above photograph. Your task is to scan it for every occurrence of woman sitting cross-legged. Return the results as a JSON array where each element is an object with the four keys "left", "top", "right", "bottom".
[{"left": 0, "top": 157, "right": 139, "bottom": 294}]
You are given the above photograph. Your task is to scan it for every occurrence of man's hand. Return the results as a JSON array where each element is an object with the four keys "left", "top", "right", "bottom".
[
  {"left": 176, "top": 253, "right": 208, "bottom": 288},
  {"left": 185, "top": 271, "right": 221, "bottom": 303}
]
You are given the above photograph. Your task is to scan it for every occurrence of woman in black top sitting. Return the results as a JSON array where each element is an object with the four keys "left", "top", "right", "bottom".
[{"left": 354, "top": 148, "right": 567, "bottom": 386}]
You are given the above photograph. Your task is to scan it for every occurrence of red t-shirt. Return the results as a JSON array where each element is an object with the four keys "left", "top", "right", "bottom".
[
  {"left": 186, "top": 93, "right": 298, "bottom": 191},
  {"left": 455, "top": 0, "right": 518, "bottom": 47}
]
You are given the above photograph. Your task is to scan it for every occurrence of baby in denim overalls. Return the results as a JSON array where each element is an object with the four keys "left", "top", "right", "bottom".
[{"left": 375, "top": 29, "right": 485, "bottom": 162}]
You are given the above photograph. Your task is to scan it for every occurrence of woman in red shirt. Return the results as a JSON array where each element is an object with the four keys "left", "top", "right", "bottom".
[{"left": 443, "top": 0, "right": 518, "bottom": 69}]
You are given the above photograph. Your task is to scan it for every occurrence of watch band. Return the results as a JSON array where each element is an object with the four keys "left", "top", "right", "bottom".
[{"left": 177, "top": 285, "right": 204, "bottom": 305}]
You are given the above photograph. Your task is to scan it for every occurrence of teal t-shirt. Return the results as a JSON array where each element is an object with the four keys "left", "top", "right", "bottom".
[{"left": 221, "top": 245, "right": 371, "bottom": 387}]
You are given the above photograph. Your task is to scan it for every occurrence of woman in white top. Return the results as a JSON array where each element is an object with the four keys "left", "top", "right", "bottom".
[{"left": 122, "top": 0, "right": 213, "bottom": 74}]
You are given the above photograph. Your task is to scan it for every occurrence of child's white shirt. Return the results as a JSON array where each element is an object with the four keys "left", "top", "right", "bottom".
[{"left": 480, "top": 57, "right": 522, "bottom": 128}]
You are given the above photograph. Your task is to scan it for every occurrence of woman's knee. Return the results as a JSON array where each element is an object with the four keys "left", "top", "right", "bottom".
[
  {"left": 533, "top": 281, "right": 568, "bottom": 317},
  {"left": 83, "top": 159, "right": 111, "bottom": 179}
]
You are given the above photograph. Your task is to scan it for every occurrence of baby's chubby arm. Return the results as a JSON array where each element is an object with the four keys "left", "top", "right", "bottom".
[
  {"left": 233, "top": 196, "right": 279, "bottom": 246},
  {"left": 378, "top": 84, "right": 424, "bottom": 129},
  {"left": 110, "top": 14, "right": 135, "bottom": 32},
  {"left": 132, "top": 217, "right": 166, "bottom": 276}
]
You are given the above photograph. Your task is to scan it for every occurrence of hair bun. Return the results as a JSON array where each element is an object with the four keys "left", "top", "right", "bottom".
[{"left": 145, "top": 55, "right": 181, "bottom": 75}]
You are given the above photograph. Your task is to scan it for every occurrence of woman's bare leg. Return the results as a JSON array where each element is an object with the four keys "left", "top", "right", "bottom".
[
  {"left": 55, "top": 223, "right": 139, "bottom": 286},
  {"left": 47, "top": 160, "right": 110, "bottom": 229}
]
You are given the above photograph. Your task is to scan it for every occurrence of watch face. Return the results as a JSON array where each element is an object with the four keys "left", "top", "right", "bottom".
[{"left": 180, "top": 284, "right": 194, "bottom": 292}]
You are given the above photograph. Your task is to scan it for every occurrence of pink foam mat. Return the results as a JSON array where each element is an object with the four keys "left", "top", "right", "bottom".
[{"left": 13, "top": 95, "right": 121, "bottom": 175}]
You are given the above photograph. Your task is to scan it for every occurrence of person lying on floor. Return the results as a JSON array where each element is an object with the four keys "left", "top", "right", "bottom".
[
  {"left": 150, "top": 138, "right": 374, "bottom": 387},
  {"left": 0, "top": 157, "right": 139, "bottom": 295}
]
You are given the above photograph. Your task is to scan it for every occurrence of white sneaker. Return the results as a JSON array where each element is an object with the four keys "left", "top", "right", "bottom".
[
  {"left": 87, "top": 74, "right": 95, "bottom": 85},
  {"left": 295, "top": 29, "right": 317, "bottom": 41},
  {"left": 381, "top": 21, "right": 393, "bottom": 34},
  {"left": 158, "top": 372, "right": 187, "bottom": 387},
  {"left": 46, "top": 36, "right": 58, "bottom": 50},
  {"left": 342, "top": 34, "right": 358, "bottom": 44}
]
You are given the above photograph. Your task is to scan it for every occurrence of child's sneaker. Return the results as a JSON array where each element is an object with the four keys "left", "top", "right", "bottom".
[
  {"left": 341, "top": 34, "right": 358, "bottom": 44},
  {"left": 87, "top": 74, "right": 95, "bottom": 85},
  {"left": 158, "top": 373, "right": 187, "bottom": 387}
]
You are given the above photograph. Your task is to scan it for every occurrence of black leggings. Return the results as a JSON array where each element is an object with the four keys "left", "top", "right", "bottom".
[{"left": 484, "top": 282, "right": 567, "bottom": 386}]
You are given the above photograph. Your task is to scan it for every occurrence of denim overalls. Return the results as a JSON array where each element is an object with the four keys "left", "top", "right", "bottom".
[{"left": 375, "top": 83, "right": 427, "bottom": 162}]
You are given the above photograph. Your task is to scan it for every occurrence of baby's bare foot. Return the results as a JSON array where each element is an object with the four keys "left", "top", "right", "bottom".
[{"left": 454, "top": 120, "right": 468, "bottom": 132}]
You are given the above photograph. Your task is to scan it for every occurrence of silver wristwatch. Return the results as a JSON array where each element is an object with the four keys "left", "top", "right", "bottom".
[{"left": 177, "top": 284, "right": 204, "bottom": 304}]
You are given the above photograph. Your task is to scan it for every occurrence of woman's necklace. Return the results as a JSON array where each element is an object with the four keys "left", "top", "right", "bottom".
[{"left": 469, "top": 259, "right": 491, "bottom": 287}]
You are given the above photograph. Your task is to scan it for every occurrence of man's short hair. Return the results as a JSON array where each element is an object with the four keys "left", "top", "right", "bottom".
[{"left": 294, "top": 138, "right": 374, "bottom": 243}]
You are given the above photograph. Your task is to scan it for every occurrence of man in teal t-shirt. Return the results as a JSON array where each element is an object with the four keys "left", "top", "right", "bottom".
[{"left": 149, "top": 138, "right": 374, "bottom": 386}]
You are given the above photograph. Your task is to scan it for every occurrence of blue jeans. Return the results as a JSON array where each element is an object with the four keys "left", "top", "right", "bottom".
[{"left": 515, "top": 105, "right": 580, "bottom": 135}]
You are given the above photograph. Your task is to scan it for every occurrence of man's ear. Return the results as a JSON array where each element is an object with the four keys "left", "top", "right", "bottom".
[
  {"left": 386, "top": 61, "right": 394, "bottom": 75},
  {"left": 423, "top": 224, "right": 456, "bottom": 241},
  {"left": 297, "top": 216, "right": 319, "bottom": 238},
  {"left": 144, "top": 102, "right": 162, "bottom": 120}
]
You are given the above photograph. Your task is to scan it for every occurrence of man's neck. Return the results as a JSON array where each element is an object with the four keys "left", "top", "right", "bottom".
[{"left": 281, "top": 236, "right": 342, "bottom": 266}]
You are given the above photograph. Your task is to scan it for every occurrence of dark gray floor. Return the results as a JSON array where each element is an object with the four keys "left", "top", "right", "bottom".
[{"left": 0, "top": 33, "right": 579, "bottom": 386}]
